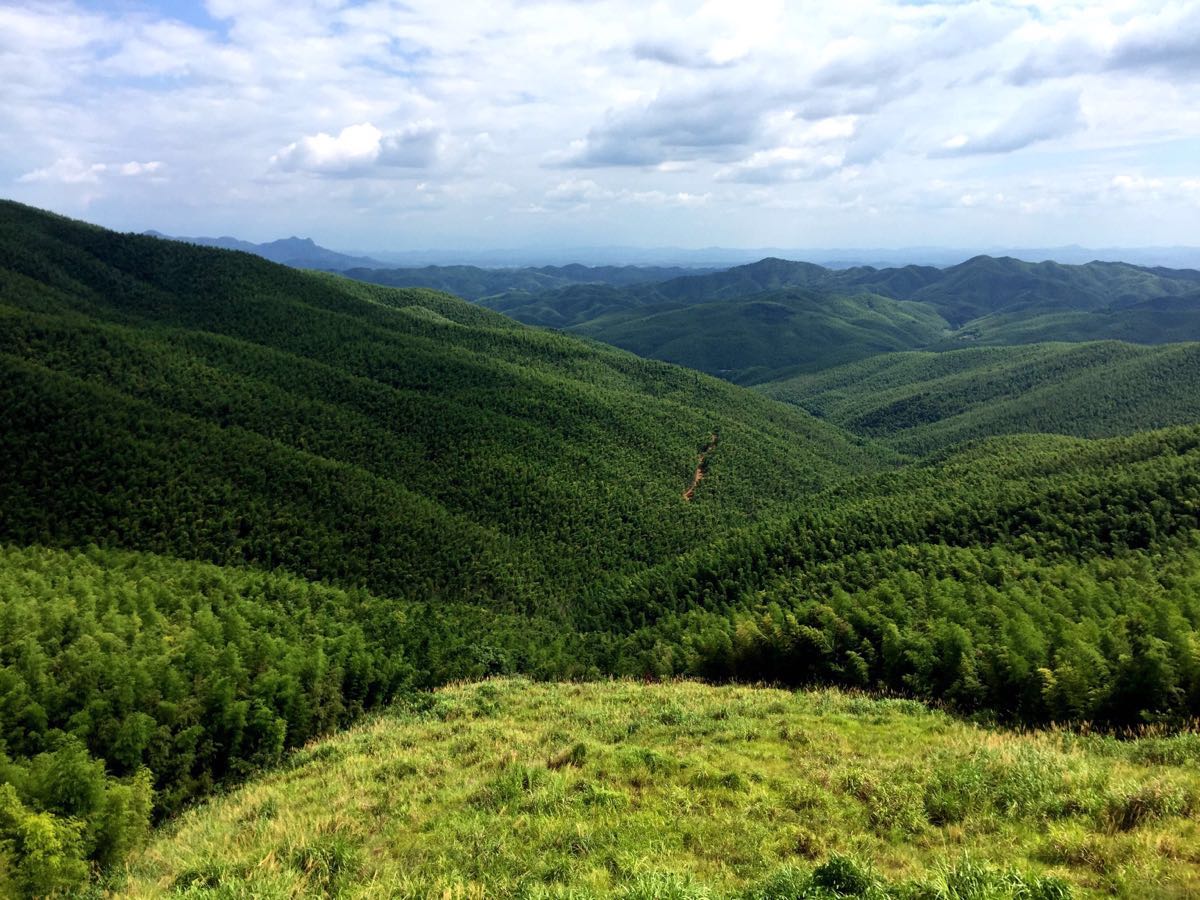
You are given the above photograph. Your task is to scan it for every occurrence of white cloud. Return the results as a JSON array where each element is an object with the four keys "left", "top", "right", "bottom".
[
  {"left": 931, "top": 90, "right": 1085, "bottom": 157},
  {"left": 271, "top": 122, "right": 440, "bottom": 175},
  {"left": 18, "top": 157, "right": 163, "bottom": 184},
  {"left": 1112, "top": 174, "right": 1164, "bottom": 192},
  {"left": 117, "top": 161, "right": 164, "bottom": 177},
  {"left": 3, "top": 0, "right": 1198, "bottom": 249}
]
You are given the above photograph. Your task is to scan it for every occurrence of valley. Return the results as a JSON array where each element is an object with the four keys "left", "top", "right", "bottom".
[{"left": 1, "top": 202, "right": 1199, "bottom": 898}]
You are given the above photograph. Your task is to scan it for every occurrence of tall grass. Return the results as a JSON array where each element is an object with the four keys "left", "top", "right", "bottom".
[{"left": 119, "top": 679, "right": 1200, "bottom": 898}]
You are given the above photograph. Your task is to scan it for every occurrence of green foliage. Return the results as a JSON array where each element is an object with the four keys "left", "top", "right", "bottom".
[
  {"left": 0, "top": 543, "right": 417, "bottom": 875},
  {"left": 5, "top": 202, "right": 1200, "bottom": 896},
  {"left": 0, "top": 741, "right": 152, "bottom": 897},
  {"left": 473, "top": 255, "right": 1200, "bottom": 385},
  {"left": 0, "top": 199, "right": 879, "bottom": 613},
  {"left": 762, "top": 341, "right": 1200, "bottom": 454},
  {"left": 597, "top": 425, "right": 1200, "bottom": 723},
  {"left": 571, "top": 289, "right": 949, "bottom": 384},
  {"left": 346, "top": 262, "right": 706, "bottom": 301}
]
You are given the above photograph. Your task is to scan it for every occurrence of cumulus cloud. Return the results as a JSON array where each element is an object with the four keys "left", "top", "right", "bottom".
[
  {"left": 5, "top": 0, "right": 1199, "bottom": 248},
  {"left": 116, "top": 161, "right": 164, "bottom": 176},
  {"left": 932, "top": 90, "right": 1084, "bottom": 157},
  {"left": 813, "top": 3, "right": 1021, "bottom": 88},
  {"left": 553, "top": 85, "right": 766, "bottom": 167},
  {"left": 1011, "top": 4, "right": 1200, "bottom": 84},
  {"left": 715, "top": 147, "right": 844, "bottom": 184},
  {"left": 546, "top": 178, "right": 613, "bottom": 204},
  {"left": 543, "top": 178, "right": 709, "bottom": 210},
  {"left": 553, "top": 77, "right": 906, "bottom": 170},
  {"left": 271, "top": 122, "right": 440, "bottom": 175},
  {"left": 714, "top": 117, "right": 856, "bottom": 184},
  {"left": 18, "top": 158, "right": 163, "bottom": 184}
]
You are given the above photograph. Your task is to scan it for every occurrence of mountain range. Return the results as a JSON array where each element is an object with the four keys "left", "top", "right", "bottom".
[
  {"left": 142, "top": 230, "right": 388, "bottom": 270},
  {"left": 395, "top": 255, "right": 1200, "bottom": 384},
  {"left": 3, "top": 200, "right": 1200, "bottom": 897}
]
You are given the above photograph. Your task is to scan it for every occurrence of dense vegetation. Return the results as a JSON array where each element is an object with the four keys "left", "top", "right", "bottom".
[
  {"left": 4, "top": 200, "right": 1200, "bottom": 895},
  {"left": 0, "top": 544, "right": 595, "bottom": 895},
  {"left": 595, "top": 427, "right": 1200, "bottom": 722},
  {"left": 570, "top": 289, "right": 949, "bottom": 384},
  {"left": 122, "top": 679, "right": 1200, "bottom": 898},
  {"left": 0, "top": 199, "right": 878, "bottom": 613},
  {"left": 461, "top": 256, "right": 1200, "bottom": 385},
  {"left": 344, "top": 262, "right": 711, "bottom": 300},
  {"left": 762, "top": 341, "right": 1200, "bottom": 454},
  {"left": 0, "top": 201, "right": 873, "bottom": 891}
]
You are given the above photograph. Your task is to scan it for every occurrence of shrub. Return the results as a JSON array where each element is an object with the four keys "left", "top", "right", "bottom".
[
  {"left": 810, "top": 854, "right": 877, "bottom": 896},
  {"left": 1102, "top": 779, "right": 1194, "bottom": 831}
]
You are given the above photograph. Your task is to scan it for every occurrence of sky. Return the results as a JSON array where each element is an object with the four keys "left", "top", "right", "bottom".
[{"left": 3, "top": 0, "right": 1199, "bottom": 253}]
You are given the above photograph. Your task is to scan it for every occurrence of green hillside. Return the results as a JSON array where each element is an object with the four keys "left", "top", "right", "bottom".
[
  {"left": 570, "top": 289, "right": 950, "bottom": 384},
  {"left": 953, "top": 293, "right": 1200, "bottom": 346},
  {"left": 0, "top": 199, "right": 881, "bottom": 612},
  {"left": 762, "top": 341, "right": 1200, "bottom": 454},
  {"left": 345, "top": 263, "right": 709, "bottom": 301},
  {"left": 120, "top": 679, "right": 1200, "bottom": 899},
  {"left": 891, "top": 256, "right": 1200, "bottom": 326},
  {"left": 484, "top": 283, "right": 661, "bottom": 329},
  {"left": 603, "top": 426, "right": 1200, "bottom": 725},
  {"left": 471, "top": 256, "right": 1200, "bottom": 385},
  {"left": 4, "top": 201, "right": 1200, "bottom": 896}
]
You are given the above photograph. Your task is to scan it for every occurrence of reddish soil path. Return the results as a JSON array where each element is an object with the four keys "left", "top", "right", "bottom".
[{"left": 683, "top": 433, "right": 719, "bottom": 501}]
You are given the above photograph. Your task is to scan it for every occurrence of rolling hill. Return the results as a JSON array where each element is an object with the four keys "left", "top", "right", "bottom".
[
  {"left": 761, "top": 341, "right": 1200, "bottom": 454},
  {"left": 344, "top": 262, "right": 714, "bottom": 300},
  {"left": 1, "top": 199, "right": 882, "bottom": 614},
  {"left": 4, "top": 200, "right": 1200, "bottom": 896},
  {"left": 458, "top": 255, "right": 1200, "bottom": 385},
  {"left": 143, "top": 230, "right": 387, "bottom": 270},
  {"left": 570, "top": 288, "right": 951, "bottom": 384}
]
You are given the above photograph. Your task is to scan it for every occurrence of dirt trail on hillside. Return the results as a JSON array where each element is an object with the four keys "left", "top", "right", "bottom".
[{"left": 683, "top": 433, "right": 719, "bottom": 501}]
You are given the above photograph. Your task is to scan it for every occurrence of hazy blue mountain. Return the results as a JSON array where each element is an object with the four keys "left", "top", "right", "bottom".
[{"left": 143, "top": 230, "right": 387, "bottom": 270}]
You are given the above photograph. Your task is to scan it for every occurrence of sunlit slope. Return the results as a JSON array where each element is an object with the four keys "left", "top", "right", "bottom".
[
  {"left": 477, "top": 256, "right": 1200, "bottom": 383},
  {"left": 761, "top": 341, "right": 1200, "bottom": 454},
  {"left": 0, "top": 200, "right": 884, "bottom": 609},
  {"left": 570, "top": 289, "right": 949, "bottom": 384},
  {"left": 121, "top": 679, "right": 1200, "bottom": 899},
  {"left": 596, "top": 426, "right": 1200, "bottom": 726}
]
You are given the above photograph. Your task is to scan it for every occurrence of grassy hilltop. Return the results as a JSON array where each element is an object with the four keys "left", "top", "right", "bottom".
[{"left": 122, "top": 679, "right": 1200, "bottom": 899}]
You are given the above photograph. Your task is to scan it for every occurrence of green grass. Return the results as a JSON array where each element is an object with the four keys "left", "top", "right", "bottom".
[{"left": 121, "top": 679, "right": 1200, "bottom": 899}]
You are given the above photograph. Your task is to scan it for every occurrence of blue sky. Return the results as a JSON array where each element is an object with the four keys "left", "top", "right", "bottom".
[{"left": 3, "top": 0, "right": 1199, "bottom": 252}]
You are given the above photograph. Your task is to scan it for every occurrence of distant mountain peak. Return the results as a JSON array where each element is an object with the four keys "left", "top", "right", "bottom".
[{"left": 141, "top": 229, "right": 382, "bottom": 270}]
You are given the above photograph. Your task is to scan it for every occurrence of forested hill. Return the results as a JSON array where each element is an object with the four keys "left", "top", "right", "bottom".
[
  {"left": 0, "top": 199, "right": 881, "bottom": 613},
  {"left": 4, "top": 200, "right": 1200, "bottom": 895},
  {"left": 343, "top": 262, "right": 715, "bottom": 300},
  {"left": 762, "top": 341, "right": 1200, "bottom": 454},
  {"left": 143, "top": 230, "right": 387, "bottom": 270},
  {"left": 453, "top": 254, "right": 1200, "bottom": 384},
  {"left": 570, "top": 289, "right": 951, "bottom": 384},
  {"left": 474, "top": 253, "right": 1200, "bottom": 327}
]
